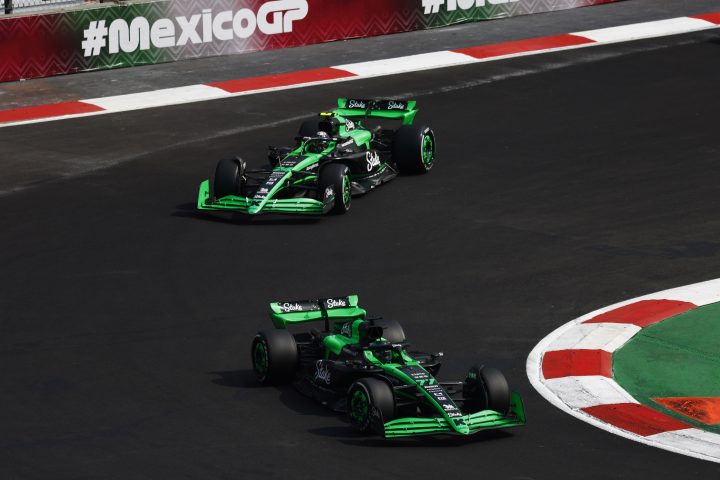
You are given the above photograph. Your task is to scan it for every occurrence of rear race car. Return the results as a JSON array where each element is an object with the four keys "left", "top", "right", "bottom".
[
  {"left": 197, "top": 98, "right": 435, "bottom": 216},
  {"left": 250, "top": 295, "right": 525, "bottom": 438}
]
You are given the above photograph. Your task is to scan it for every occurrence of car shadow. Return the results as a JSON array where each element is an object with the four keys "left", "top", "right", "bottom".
[
  {"left": 208, "top": 370, "right": 336, "bottom": 417},
  {"left": 174, "top": 203, "right": 321, "bottom": 225},
  {"left": 208, "top": 369, "right": 263, "bottom": 388},
  {"left": 336, "top": 429, "right": 514, "bottom": 448},
  {"left": 278, "top": 389, "right": 338, "bottom": 418}
]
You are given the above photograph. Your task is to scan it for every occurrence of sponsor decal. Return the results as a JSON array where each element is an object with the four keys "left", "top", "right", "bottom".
[
  {"left": 325, "top": 297, "right": 348, "bottom": 309},
  {"left": 324, "top": 186, "right": 335, "bottom": 201},
  {"left": 341, "top": 321, "right": 353, "bottom": 337},
  {"left": 82, "top": 1, "right": 309, "bottom": 57},
  {"left": 345, "top": 119, "right": 356, "bottom": 131},
  {"left": 277, "top": 299, "right": 320, "bottom": 312},
  {"left": 340, "top": 139, "right": 355, "bottom": 148},
  {"left": 254, "top": 186, "right": 270, "bottom": 199},
  {"left": 366, "top": 151, "right": 381, "bottom": 172},
  {"left": 401, "top": 365, "right": 462, "bottom": 416},
  {"left": 346, "top": 99, "right": 368, "bottom": 109},
  {"left": 263, "top": 171, "right": 285, "bottom": 188},
  {"left": 422, "top": 0, "right": 519, "bottom": 15},
  {"left": 280, "top": 155, "right": 302, "bottom": 167},
  {"left": 279, "top": 302, "right": 304, "bottom": 312},
  {"left": 314, "top": 360, "right": 331, "bottom": 384},
  {"left": 386, "top": 100, "right": 406, "bottom": 110}
]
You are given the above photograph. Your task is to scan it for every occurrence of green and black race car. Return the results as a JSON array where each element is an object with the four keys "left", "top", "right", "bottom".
[
  {"left": 197, "top": 98, "right": 435, "bottom": 216},
  {"left": 251, "top": 295, "right": 525, "bottom": 438}
]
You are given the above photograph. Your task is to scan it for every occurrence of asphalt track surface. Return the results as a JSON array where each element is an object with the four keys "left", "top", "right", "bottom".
[{"left": 2, "top": 31, "right": 720, "bottom": 480}]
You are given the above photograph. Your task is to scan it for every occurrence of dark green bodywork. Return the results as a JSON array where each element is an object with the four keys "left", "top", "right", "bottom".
[
  {"left": 197, "top": 98, "right": 419, "bottom": 216},
  {"left": 270, "top": 295, "right": 526, "bottom": 438}
]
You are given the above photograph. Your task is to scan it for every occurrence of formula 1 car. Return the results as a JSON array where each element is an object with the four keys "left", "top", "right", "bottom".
[
  {"left": 250, "top": 295, "right": 525, "bottom": 438},
  {"left": 197, "top": 98, "right": 435, "bottom": 216}
]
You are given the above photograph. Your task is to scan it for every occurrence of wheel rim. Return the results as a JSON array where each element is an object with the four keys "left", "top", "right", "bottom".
[
  {"left": 342, "top": 175, "right": 351, "bottom": 208},
  {"left": 422, "top": 134, "right": 434, "bottom": 169},
  {"left": 350, "top": 389, "right": 369, "bottom": 424},
  {"left": 253, "top": 341, "right": 268, "bottom": 378}
]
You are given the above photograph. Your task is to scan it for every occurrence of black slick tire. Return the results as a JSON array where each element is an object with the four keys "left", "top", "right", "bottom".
[
  {"left": 347, "top": 378, "right": 396, "bottom": 434},
  {"left": 319, "top": 163, "right": 351, "bottom": 214},
  {"left": 392, "top": 125, "right": 435, "bottom": 174},
  {"left": 463, "top": 365, "right": 510, "bottom": 414},
  {"left": 251, "top": 330, "right": 298, "bottom": 385},
  {"left": 213, "top": 158, "right": 246, "bottom": 199},
  {"left": 481, "top": 366, "right": 510, "bottom": 414}
]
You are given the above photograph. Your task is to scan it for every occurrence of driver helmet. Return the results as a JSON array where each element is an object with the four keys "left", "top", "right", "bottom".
[{"left": 307, "top": 131, "right": 330, "bottom": 153}]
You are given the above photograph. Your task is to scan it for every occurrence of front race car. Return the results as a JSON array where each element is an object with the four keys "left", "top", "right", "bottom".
[{"left": 252, "top": 294, "right": 526, "bottom": 439}]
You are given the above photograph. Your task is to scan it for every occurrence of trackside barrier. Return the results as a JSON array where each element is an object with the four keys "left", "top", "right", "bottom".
[
  {"left": 0, "top": 0, "right": 622, "bottom": 83},
  {"left": 3, "top": 0, "right": 87, "bottom": 15}
]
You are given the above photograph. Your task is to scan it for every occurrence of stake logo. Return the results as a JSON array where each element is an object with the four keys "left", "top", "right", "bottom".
[
  {"left": 325, "top": 297, "right": 347, "bottom": 309},
  {"left": 346, "top": 99, "right": 367, "bottom": 109},
  {"left": 366, "top": 151, "right": 381, "bottom": 172},
  {"left": 314, "top": 361, "right": 331, "bottom": 384},
  {"left": 422, "top": 0, "right": 519, "bottom": 15},
  {"left": 279, "top": 302, "right": 304, "bottom": 312},
  {"left": 82, "top": 1, "right": 309, "bottom": 57}
]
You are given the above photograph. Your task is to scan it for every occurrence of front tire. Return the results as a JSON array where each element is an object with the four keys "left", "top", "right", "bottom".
[
  {"left": 392, "top": 125, "right": 435, "bottom": 174},
  {"left": 319, "top": 164, "right": 351, "bottom": 214},
  {"left": 213, "top": 157, "right": 246, "bottom": 199},
  {"left": 463, "top": 366, "right": 510, "bottom": 414},
  {"left": 251, "top": 330, "right": 298, "bottom": 385},
  {"left": 347, "top": 378, "right": 396, "bottom": 434}
]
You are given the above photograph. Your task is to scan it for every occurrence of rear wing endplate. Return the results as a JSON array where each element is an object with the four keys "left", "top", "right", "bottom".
[
  {"left": 336, "top": 98, "right": 418, "bottom": 125},
  {"left": 269, "top": 294, "right": 366, "bottom": 328}
]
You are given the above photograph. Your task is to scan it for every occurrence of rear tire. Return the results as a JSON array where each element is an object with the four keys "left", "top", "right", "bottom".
[
  {"left": 213, "top": 158, "right": 246, "bottom": 199},
  {"left": 463, "top": 366, "right": 510, "bottom": 414},
  {"left": 251, "top": 330, "right": 298, "bottom": 385},
  {"left": 347, "top": 378, "right": 396, "bottom": 434},
  {"left": 392, "top": 125, "right": 435, "bottom": 174},
  {"left": 319, "top": 164, "right": 351, "bottom": 214},
  {"left": 373, "top": 319, "right": 405, "bottom": 343}
]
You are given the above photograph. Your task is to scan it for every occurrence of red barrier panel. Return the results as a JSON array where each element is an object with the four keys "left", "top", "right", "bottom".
[{"left": 0, "top": 0, "right": 622, "bottom": 83}]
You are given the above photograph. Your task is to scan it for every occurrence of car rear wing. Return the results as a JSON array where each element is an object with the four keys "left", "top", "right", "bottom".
[
  {"left": 269, "top": 295, "right": 366, "bottom": 329},
  {"left": 336, "top": 98, "right": 418, "bottom": 125}
]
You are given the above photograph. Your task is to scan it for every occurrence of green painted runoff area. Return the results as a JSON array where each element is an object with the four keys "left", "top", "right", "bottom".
[{"left": 614, "top": 302, "right": 720, "bottom": 433}]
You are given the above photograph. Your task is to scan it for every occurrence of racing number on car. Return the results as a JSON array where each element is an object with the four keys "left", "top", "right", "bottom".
[{"left": 400, "top": 366, "right": 462, "bottom": 417}]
